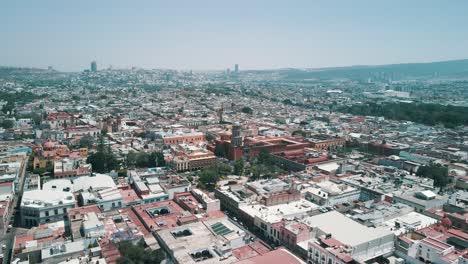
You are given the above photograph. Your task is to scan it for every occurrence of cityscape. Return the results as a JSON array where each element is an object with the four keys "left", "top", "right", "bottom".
[{"left": 1, "top": 2, "right": 468, "bottom": 264}]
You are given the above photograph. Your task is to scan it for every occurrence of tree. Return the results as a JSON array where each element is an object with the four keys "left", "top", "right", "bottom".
[
  {"left": 154, "top": 152, "right": 166, "bottom": 167},
  {"left": 206, "top": 133, "right": 216, "bottom": 141},
  {"left": 87, "top": 150, "right": 106, "bottom": 172},
  {"left": 241, "top": 107, "right": 253, "bottom": 114},
  {"left": 292, "top": 130, "right": 306, "bottom": 137},
  {"left": 198, "top": 167, "right": 219, "bottom": 190},
  {"left": 1, "top": 100, "right": 15, "bottom": 115},
  {"left": 16, "top": 112, "right": 42, "bottom": 125},
  {"left": 257, "top": 148, "right": 271, "bottom": 165},
  {"left": 1, "top": 119, "right": 14, "bottom": 129},
  {"left": 72, "top": 95, "right": 81, "bottom": 102},
  {"left": 214, "top": 144, "right": 227, "bottom": 158},
  {"left": 216, "top": 162, "right": 232, "bottom": 176},
  {"left": 126, "top": 152, "right": 137, "bottom": 168},
  {"left": 135, "top": 152, "right": 149, "bottom": 168},
  {"left": 234, "top": 158, "right": 245, "bottom": 176},
  {"left": 79, "top": 135, "right": 95, "bottom": 149},
  {"left": 117, "top": 241, "right": 165, "bottom": 264},
  {"left": 416, "top": 163, "right": 450, "bottom": 188},
  {"left": 147, "top": 152, "right": 158, "bottom": 168},
  {"left": 87, "top": 136, "right": 119, "bottom": 173}
]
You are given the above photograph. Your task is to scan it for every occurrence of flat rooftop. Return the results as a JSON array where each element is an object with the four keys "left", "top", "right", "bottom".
[
  {"left": 303, "top": 211, "right": 393, "bottom": 247},
  {"left": 22, "top": 190, "right": 75, "bottom": 208},
  {"left": 156, "top": 221, "right": 241, "bottom": 264},
  {"left": 382, "top": 212, "right": 438, "bottom": 235},
  {"left": 240, "top": 199, "right": 319, "bottom": 224},
  {"left": 236, "top": 248, "right": 305, "bottom": 264}
]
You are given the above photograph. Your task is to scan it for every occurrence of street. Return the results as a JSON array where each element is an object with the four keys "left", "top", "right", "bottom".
[{"left": 0, "top": 155, "right": 28, "bottom": 264}]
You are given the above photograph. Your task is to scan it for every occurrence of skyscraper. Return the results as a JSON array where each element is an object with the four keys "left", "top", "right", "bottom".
[
  {"left": 234, "top": 64, "right": 239, "bottom": 74},
  {"left": 90, "top": 61, "right": 97, "bottom": 72}
]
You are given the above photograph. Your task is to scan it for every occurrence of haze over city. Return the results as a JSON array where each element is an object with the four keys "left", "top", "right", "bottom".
[
  {"left": 2, "top": 0, "right": 468, "bottom": 71},
  {"left": 1, "top": 2, "right": 468, "bottom": 264}
]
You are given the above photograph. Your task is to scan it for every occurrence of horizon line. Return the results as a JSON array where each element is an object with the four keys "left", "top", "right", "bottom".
[{"left": 1, "top": 57, "right": 468, "bottom": 73}]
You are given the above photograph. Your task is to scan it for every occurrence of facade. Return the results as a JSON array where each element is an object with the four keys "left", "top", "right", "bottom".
[
  {"left": 20, "top": 190, "right": 76, "bottom": 227},
  {"left": 170, "top": 144, "right": 216, "bottom": 172},
  {"left": 163, "top": 132, "right": 206, "bottom": 145},
  {"left": 308, "top": 137, "right": 346, "bottom": 151},
  {"left": 63, "top": 125, "right": 100, "bottom": 138},
  {"left": 214, "top": 126, "right": 311, "bottom": 161},
  {"left": 43, "top": 112, "right": 75, "bottom": 130},
  {"left": 270, "top": 149, "right": 331, "bottom": 172},
  {"left": 395, "top": 223, "right": 468, "bottom": 264}
]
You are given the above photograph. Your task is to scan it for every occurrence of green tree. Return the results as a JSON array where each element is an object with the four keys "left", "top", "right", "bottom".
[
  {"left": 87, "top": 136, "right": 119, "bottom": 173},
  {"left": 1, "top": 100, "right": 15, "bottom": 115},
  {"left": 214, "top": 144, "right": 227, "bottom": 158},
  {"left": 87, "top": 150, "right": 106, "bottom": 172},
  {"left": 79, "top": 135, "right": 95, "bottom": 149},
  {"left": 292, "top": 130, "right": 306, "bottom": 137},
  {"left": 155, "top": 152, "right": 166, "bottom": 167},
  {"left": 147, "top": 152, "right": 166, "bottom": 167},
  {"left": 241, "top": 107, "right": 253, "bottom": 114},
  {"left": 257, "top": 148, "right": 271, "bottom": 165},
  {"left": 126, "top": 152, "right": 137, "bottom": 168},
  {"left": 416, "top": 163, "right": 450, "bottom": 188},
  {"left": 216, "top": 162, "right": 232, "bottom": 176},
  {"left": 135, "top": 152, "right": 149, "bottom": 168},
  {"left": 1, "top": 119, "right": 14, "bottom": 129},
  {"left": 206, "top": 133, "right": 216, "bottom": 141},
  {"left": 198, "top": 167, "right": 220, "bottom": 190},
  {"left": 117, "top": 241, "right": 165, "bottom": 264},
  {"left": 234, "top": 158, "right": 245, "bottom": 176}
]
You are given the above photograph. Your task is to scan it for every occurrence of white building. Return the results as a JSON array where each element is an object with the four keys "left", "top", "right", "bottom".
[
  {"left": 302, "top": 181, "right": 360, "bottom": 206},
  {"left": 305, "top": 211, "right": 394, "bottom": 263},
  {"left": 20, "top": 190, "right": 75, "bottom": 227}
]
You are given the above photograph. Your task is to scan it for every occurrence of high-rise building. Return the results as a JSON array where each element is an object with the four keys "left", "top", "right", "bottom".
[
  {"left": 234, "top": 64, "right": 239, "bottom": 74},
  {"left": 90, "top": 61, "right": 97, "bottom": 72}
]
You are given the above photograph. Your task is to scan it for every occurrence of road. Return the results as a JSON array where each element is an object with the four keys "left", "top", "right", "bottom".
[
  {"left": 0, "top": 155, "right": 28, "bottom": 264},
  {"left": 225, "top": 214, "right": 270, "bottom": 248}
]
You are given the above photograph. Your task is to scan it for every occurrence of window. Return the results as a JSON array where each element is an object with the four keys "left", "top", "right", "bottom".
[
  {"left": 45, "top": 211, "right": 49, "bottom": 216},
  {"left": 54, "top": 209, "right": 59, "bottom": 215},
  {"left": 63, "top": 208, "right": 67, "bottom": 213}
]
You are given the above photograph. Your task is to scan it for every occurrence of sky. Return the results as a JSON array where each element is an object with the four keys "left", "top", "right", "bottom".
[{"left": 1, "top": 0, "right": 468, "bottom": 72}]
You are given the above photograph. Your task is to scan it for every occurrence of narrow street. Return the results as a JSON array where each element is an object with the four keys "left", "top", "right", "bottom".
[{"left": 0, "top": 155, "right": 28, "bottom": 264}]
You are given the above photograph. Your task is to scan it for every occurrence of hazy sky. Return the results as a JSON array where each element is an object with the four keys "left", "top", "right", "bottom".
[{"left": 2, "top": 0, "right": 468, "bottom": 71}]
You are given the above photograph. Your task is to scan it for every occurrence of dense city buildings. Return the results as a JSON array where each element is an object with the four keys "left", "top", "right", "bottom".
[{"left": 1, "top": 56, "right": 468, "bottom": 264}]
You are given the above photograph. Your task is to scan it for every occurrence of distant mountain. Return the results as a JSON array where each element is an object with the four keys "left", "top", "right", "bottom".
[
  {"left": 0, "top": 66, "right": 66, "bottom": 82},
  {"left": 245, "top": 59, "right": 468, "bottom": 80}
]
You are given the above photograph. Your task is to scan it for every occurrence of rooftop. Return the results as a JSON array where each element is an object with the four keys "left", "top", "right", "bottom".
[
  {"left": 304, "top": 211, "right": 393, "bottom": 247},
  {"left": 240, "top": 199, "right": 319, "bottom": 224},
  {"left": 22, "top": 190, "right": 75, "bottom": 208}
]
